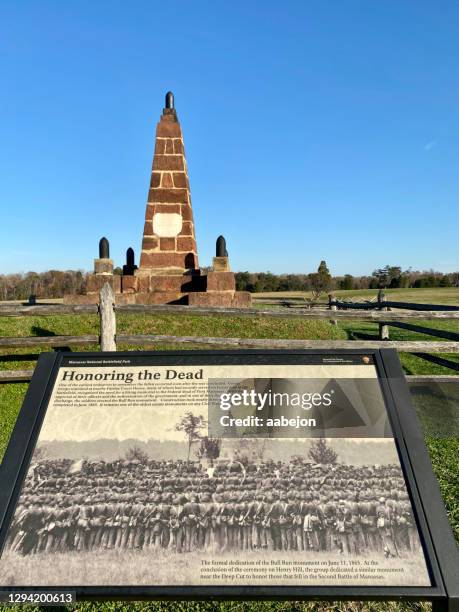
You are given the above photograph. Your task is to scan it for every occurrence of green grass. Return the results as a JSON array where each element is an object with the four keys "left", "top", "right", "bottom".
[
  {"left": 0, "top": 308, "right": 457, "bottom": 612},
  {"left": 1, "top": 313, "right": 458, "bottom": 376},
  {"left": 0, "top": 313, "right": 348, "bottom": 341},
  {"left": 0, "top": 312, "right": 347, "bottom": 373},
  {"left": 0, "top": 383, "right": 27, "bottom": 460},
  {"left": 340, "top": 319, "right": 459, "bottom": 375}
]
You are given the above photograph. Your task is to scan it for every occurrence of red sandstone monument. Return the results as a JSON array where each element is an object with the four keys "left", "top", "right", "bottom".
[{"left": 69, "top": 92, "right": 250, "bottom": 307}]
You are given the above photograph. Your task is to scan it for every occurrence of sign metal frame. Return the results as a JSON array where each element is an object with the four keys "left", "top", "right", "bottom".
[{"left": 0, "top": 348, "right": 457, "bottom": 610}]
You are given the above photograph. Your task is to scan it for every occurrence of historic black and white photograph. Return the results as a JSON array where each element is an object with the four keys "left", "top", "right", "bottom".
[{"left": 0, "top": 363, "right": 431, "bottom": 587}]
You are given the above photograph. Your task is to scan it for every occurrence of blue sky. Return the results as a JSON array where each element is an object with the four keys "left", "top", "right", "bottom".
[{"left": 0, "top": 1, "right": 458, "bottom": 276}]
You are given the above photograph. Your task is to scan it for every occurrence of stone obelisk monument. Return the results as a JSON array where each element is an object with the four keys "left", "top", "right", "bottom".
[
  {"left": 138, "top": 91, "right": 199, "bottom": 276},
  {"left": 70, "top": 92, "right": 250, "bottom": 307}
]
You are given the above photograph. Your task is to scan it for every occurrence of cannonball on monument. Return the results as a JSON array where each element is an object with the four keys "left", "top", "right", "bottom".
[
  {"left": 99, "top": 237, "right": 110, "bottom": 259},
  {"left": 165, "top": 91, "right": 174, "bottom": 109},
  {"left": 123, "top": 247, "right": 138, "bottom": 276},
  {"left": 126, "top": 247, "right": 135, "bottom": 267},
  {"left": 216, "top": 235, "right": 228, "bottom": 258},
  {"left": 94, "top": 236, "right": 113, "bottom": 276}
]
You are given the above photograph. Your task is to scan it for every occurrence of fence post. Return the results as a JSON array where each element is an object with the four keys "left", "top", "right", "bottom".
[
  {"left": 329, "top": 293, "right": 338, "bottom": 326},
  {"left": 99, "top": 283, "right": 117, "bottom": 351},
  {"left": 378, "top": 289, "right": 389, "bottom": 340}
]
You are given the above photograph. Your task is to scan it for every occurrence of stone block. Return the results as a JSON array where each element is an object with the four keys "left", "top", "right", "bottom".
[
  {"left": 63, "top": 294, "right": 99, "bottom": 305},
  {"left": 156, "top": 121, "right": 182, "bottom": 138},
  {"left": 173, "top": 139, "right": 183, "bottom": 154},
  {"left": 179, "top": 221, "right": 193, "bottom": 236},
  {"left": 134, "top": 291, "right": 187, "bottom": 305},
  {"left": 188, "top": 292, "right": 234, "bottom": 307},
  {"left": 159, "top": 237, "right": 176, "bottom": 250},
  {"left": 154, "top": 140, "right": 166, "bottom": 155},
  {"left": 136, "top": 274, "right": 151, "bottom": 292},
  {"left": 150, "top": 275, "right": 185, "bottom": 292},
  {"left": 94, "top": 258, "right": 113, "bottom": 275},
  {"left": 206, "top": 271, "right": 236, "bottom": 292},
  {"left": 165, "top": 139, "right": 174, "bottom": 154},
  {"left": 86, "top": 274, "right": 120, "bottom": 294},
  {"left": 121, "top": 275, "right": 137, "bottom": 293},
  {"left": 114, "top": 293, "right": 136, "bottom": 305},
  {"left": 161, "top": 173, "right": 173, "bottom": 188},
  {"left": 143, "top": 221, "right": 154, "bottom": 236},
  {"left": 86, "top": 275, "right": 101, "bottom": 293},
  {"left": 177, "top": 236, "right": 196, "bottom": 252},
  {"left": 153, "top": 155, "right": 184, "bottom": 171},
  {"left": 188, "top": 291, "right": 251, "bottom": 308},
  {"left": 150, "top": 172, "right": 161, "bottom": 188},
  {"left": 147, "top": 203, "right": 182, "bottom": 215},
  {"left": 181, "top": 205, "right": 193, "bottom": 221},
  {"left": 148, "top": 187, "right": 188, "bottom": 203},
  {"left": 231, "top": 291, "right": 252, "bottom": 308},
  {"left": 212, "top": 256, "right": 230, "bottom": 272},
  {"left": 141, "top": 236, "right": 159, "bottom": 251},
  {"left": 139, "top": 251, "right": 188, "bottom": 269},
  {"left": 152, "top": 276, "right": 180, "bottom": 292},
  {"left": 172, "top": 172, "right": 188, "bottom": 188}
]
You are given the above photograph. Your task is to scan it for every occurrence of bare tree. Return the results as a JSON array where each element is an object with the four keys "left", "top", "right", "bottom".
[{"left": 175, "top": 412, "right": 207, "bottom": 462}]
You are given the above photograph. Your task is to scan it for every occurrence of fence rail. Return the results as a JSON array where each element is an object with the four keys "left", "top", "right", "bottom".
[
  {"left": 333, "top": 299, "right": 458, "bottom": 312},
  {"left": 0, "top": 334, "right": 457, "bottom": 353},
  {"left": 0, "top": 285, "right": 458, "bottom": 383},
  {"left": 383, "top": 321, "right": 459, "bottom": 342},
  {"left": 0, "top": 302, "right": 458, "bottom": 321}
]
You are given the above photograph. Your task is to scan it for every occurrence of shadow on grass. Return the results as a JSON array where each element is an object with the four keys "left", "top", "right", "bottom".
[
  {"left": 31, "top": 326, "right": 56, "bottom": 337},
  {"left": 0, "top": 354, "right": 39, "bottom": 362},
  {"left": 344, "top": 330, "right": 381, "bottom": 341},
  {"left": 413, "top": 353, "right": 459, "bottom": 372}
]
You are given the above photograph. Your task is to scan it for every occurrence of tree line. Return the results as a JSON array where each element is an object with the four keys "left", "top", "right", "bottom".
[
  {"left": 235, "top": 264, "right": 459, "bottom": 294},
  {"left": 127, "top": 413, "right": 338, "bottom": 466},
  {"left": 0, "top": 270, "right": 88, "bottom": 301},
  {"left": 0, "top": 264, "right": 457, "bottom": 301}
]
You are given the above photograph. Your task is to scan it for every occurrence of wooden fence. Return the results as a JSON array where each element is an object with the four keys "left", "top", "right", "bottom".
[
  {"left": 328, "top": 290, "right": 459, "bottom": 372},
  {"left": 0, "top": 284, "right": 458, "bottom": 383}
]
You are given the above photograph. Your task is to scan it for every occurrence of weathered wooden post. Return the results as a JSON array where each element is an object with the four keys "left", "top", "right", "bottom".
[
  {"left": 99, "top": 282, "right": 116, "bottom": 351},
  {"left": 329, "top": 293, "right": 338, "bottom": 326},
  {"left": 378, "top": 289, "right": 390, "bottom": 340}
]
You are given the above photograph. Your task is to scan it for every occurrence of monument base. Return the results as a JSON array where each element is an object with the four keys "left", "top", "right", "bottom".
[{"left": 64, "top": 270, "right": 251, "bottom": 307}]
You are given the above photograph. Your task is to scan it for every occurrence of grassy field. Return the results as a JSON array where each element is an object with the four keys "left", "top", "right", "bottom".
[
  {"left": 1, "top": 310, "right": 457, "bottom": 377},
  {"left": 254, "top": 287, "right": 459, "bottom": 304},
  {"left": 0, "top": 290, "right": 457, "bottom": 611}
]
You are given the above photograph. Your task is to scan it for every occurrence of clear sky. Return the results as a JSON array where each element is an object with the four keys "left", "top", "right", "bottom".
[{"left": 1, "top": 1, "right": 458, "bottom": 276}]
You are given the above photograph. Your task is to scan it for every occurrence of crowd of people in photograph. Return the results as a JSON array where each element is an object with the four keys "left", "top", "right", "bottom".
[{"left": 5, "top": 456, "right": 420, "bottom": 558}]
